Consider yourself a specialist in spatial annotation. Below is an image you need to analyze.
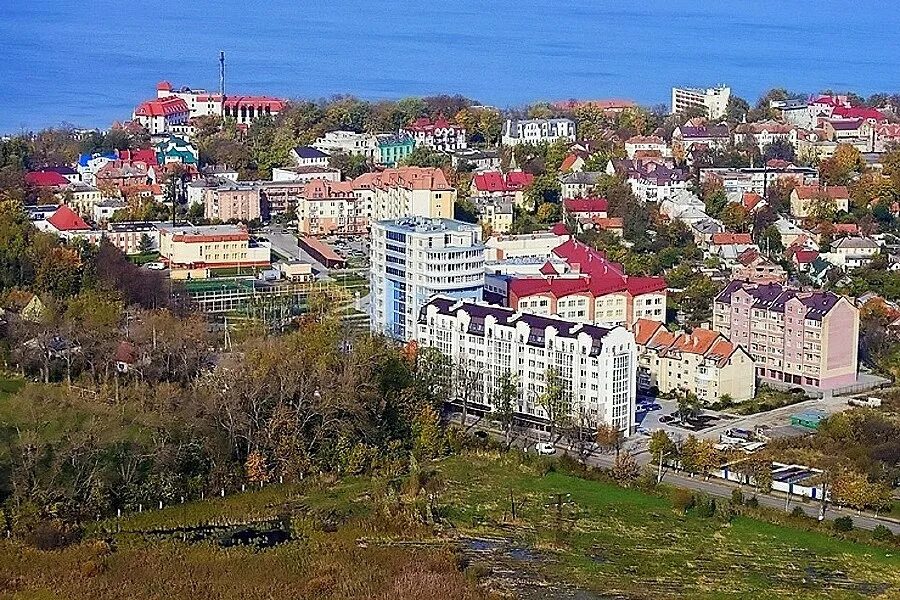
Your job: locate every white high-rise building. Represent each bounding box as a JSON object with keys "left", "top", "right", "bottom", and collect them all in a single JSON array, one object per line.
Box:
[
  {"left": 501, "top": 118, "right": 577, "bottom": 146},
  {"left": 370, "top": 218, "right": 484, "bottom": 341},
  {"left": 671, "top": 86, "right": 731, "bottom": 119},
  {"left": 417, "top": 297, "right": 637, "bottom": 435}
]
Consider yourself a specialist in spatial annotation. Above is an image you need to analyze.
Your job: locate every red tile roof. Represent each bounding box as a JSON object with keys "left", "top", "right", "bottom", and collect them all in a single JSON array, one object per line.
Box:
[
  {"left": 560, "top": 154, "right": 580, "bottom": 171},
  {"left": 794, "top": 185, "right": 849, "bottom": 200},
  {"left": 792, "top": 250, "right": 819, "bottom": 264},
  {"left": 48, "top": 205, "right": 91, "bottom": 231},
  {"left": 223, "top": 96, "right": 286, "bottom": 111},
  {"left": 134, "top": 96, "right": 189, "bottom": 117},
  {"left": 711, "top": 233, "right": 753, "bottom": 246},
  {"left": 832, "top": 106, "right": 886, "bottom": 122},
  {"left": 156, "top": 81, "right": 172, "bottom": 91},
  {"left": 592, "top": 217, "right": 624, "bottom": 230},
  {"left": 742, "top": 192, "right": 764, "bottom": 211},
  {"left": 118, "top": 148, "right": 158, "bottom": 165},
  {"left": 25, "top": 170, "right": 70, "bottom": 187},
  {"left": 549, "top": 222, "right": 570, "bottom": 236},
  {"left": 472, "top": 170, "right": 534, "bottom": 193},
  {"left": 563, "top": 197, "right": 608, "bottom": 214},
  {"left": 539, "top": 261, "right": 559, "bottom": 276}
]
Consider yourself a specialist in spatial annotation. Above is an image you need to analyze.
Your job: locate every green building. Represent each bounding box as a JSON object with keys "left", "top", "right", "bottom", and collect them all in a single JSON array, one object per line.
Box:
[
  {"left": 376, "top": 134, "right": 415, "bottom": 167},
  {"left": 156, "top": 135, "right": 199, "bottom": 166}
]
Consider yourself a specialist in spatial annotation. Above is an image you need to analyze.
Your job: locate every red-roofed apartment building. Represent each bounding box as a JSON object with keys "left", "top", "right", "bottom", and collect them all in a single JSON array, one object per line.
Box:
[
  {"left": 132, "top": 96, "right": 190, "bottom": 135},
  {"left": 496, "top": 238, "right": 667, "bottom": 327},
  {"left": 25, "top": 170, "right": 71, "bottom": 189},
  {"left": 471, "top": 170, "right": 534, "bottom": 207},
  {"left": 633, "top": 319, "right": 755, "bottom": 402},
  {"left": 154, "top": 81, "right": 286, "bottom": 126},
  {"left": 562, "top": 197, "right": 608, "bottom": 220},
  {"left": 790, "top": 185, "right": 850, "bottom": 219}
]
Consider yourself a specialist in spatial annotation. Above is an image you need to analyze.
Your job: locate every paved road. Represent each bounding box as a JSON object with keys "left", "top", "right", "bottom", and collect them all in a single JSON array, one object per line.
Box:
[
  {"left": 465, "top": 417, "right": 900, "bottom": 534},
  {"left": 260, "top": 226, "right": 329, "bottom": 275}
]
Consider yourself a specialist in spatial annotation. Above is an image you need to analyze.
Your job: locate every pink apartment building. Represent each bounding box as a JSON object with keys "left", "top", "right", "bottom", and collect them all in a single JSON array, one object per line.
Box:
[{"left": 713, "top": 281, "right": 858, "bottom": 390}]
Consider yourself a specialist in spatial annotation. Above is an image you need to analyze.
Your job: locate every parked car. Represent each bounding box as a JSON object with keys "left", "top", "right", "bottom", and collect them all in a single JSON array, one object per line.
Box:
[
  {"left": 646, "top": 403, "right": 662, "bottom": 411},
  {"left": 659, "top": 414, "right": 674, "bottom": 424},
  {"left": 534, "top": 442, "right": 556, "bottom": 455},
  {"left": 145, "top": 262, "right": 166, "bottom": 270}
]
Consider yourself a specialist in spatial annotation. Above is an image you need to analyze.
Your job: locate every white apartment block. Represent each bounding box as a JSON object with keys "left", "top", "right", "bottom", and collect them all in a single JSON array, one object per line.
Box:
[
  {"left": 417, "top": 297, "right": 637, "bottom": 434},
  {"left": 501, "top": 118, "right": 577, "bottom": 146},
  {"left": 370, "top": 218, "right": 484, "bottom": 341},
  {"left": 671, "top": 86, "right": 731, "bottom": 119}
]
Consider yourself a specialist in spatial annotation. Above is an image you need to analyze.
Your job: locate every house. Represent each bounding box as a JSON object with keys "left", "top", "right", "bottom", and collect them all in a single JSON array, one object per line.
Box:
[
  {"left": 92, "top": 199, "right": 128, "bottom": 223},
  {"left": 114, "top": 341, "right": 138, "bottom": 373},
  {"left": 773, "top": 218, "right": 812, "bottom": 249},
  {"left": 501, "top": 118, "right": 576, "bottom": 146},
  {"left": 65, "top": 182, "right": 103, "bottom": 218},
  {"left": 25, "top": 170, "right": 70, "bottom": 190},
  {"left": 702, "top": 164, "right": 818, "bottom": 196},
  {"left": 827, "top": 236, "right": 880, "bottom": 269},
  {"left": 375, "top": 134, "right": 416, "bottom": 167},
  {"left": 581, "top": 216, "right": 624, "bottom": 238},
  {"left": 810, "top": 222, "right": 859, "bottom": 244},
  {"left": 713, "top": 281, "right": 859, "bottom": 390},
  {"left": 731, "top": 248, "right": 786, "bottom": 284},
  {"left": 562, "top": 197, "right": 608, "bottom": 220},
  {"left": 624, "top": 135, "right": 669, "bottom": 159},
  {"left": 709, "top": 233, "right": 757, "bottom": 265},
  {"left": 471, "top": 171, "right": 534, "bottom": 207},
  {"left": 875, "top": 124, "right": 900, "bottom": 153},
  {"left": 634, "top": 319, "right": 756, "bottom": 403},
  {"left": 822, "top": 119, "right": 873, "bottom": 149},
  {"left": 474, "top": 197, "right": 514, "bottom": 234},
  {"left": 672, "top": 122, "right": 731, "bottom": 156},
  {"left": 559, "top": 171, "right": 606, "bottom": 199},
  {"left": 39, "top": 165, "right": 81, "bottom": 184},
  {"left": 103, "top": 221, "right": 162, "bottom": 255},
  {"left": 2, "top": 291, "right": 48, "bottom": 323},
  {"left": 270, "top": 166, "right": 342, "bottom": 183},
  {"left": 77, "top": 152, "right": 118, "bottom": 185},
  {"left": 313, "top": 130, "right": 378, "bottom": 159},
  {"left": 356, "top": 166, "right": 456, "bottom": 221},
  {"left": 290, "top": 146, "right": 330, "bottom": 168},
  {"left": 200, "top": 165, "right": 239, "bottom": 182},
  {"left": 40, "top": 205, "right": 95, "bottom": 241},
  {"left": 155, "top": 135, "right": 198, "bottom": 165},
  {"left": 733, "top": 121, "right": 798, "bottom": 152},
  {"left": 451, "top": 148, "right": 501, "bottom": 170},
  {"left": 608, "top": 158, "right": 689, "bottom": 203},
  {"left": 401, "top": 117, "right": 467, "bottom": 152},
  {"left": 690, "top": 219, "right": 725, "bottom": 247},
  {"left": 158, "top": 224, "right": 270, "bottom": 277},
  {"left": 790, "top": 185, "right": 850, "bottom": 219},
  {"left": 660, "top": 190, "right": 711, "bottom": 226},
  {"left": 559, "top": 153, "right": 587, "bottom": 173},
  {"left": 790, "top": 249, "right": 820, "bottom": 272}
]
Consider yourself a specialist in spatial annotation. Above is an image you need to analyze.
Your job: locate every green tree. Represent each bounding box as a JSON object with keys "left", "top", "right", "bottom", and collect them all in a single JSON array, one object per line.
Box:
[
  {"left": 539, "top": 367, "right": 570, "bottom": 441},
  {"left": 491, "top": 371, "right": 519, "bottom": 449},
  {"left": 412, "top": 404, "right": 446, "bottom": 460},
  {"left": 137, "top": 233, "right": 154, "bottom": 254},
  {"left": 328, "top": 152, "right": 371, "bottom": 179}
]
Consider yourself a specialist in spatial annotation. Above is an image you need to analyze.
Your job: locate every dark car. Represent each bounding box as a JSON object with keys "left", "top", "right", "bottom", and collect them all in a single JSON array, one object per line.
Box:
[
  {"left": 473, "top": 430, "right": 489, "bottom": 440},
  {"left": 659, "top": 414, "right": 674, "bottom": 424}
]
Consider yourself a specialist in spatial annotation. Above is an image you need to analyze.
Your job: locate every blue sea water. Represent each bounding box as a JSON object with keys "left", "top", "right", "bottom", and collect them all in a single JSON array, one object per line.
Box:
[{"left": 1, "top": 0, "right": 900, "bottom": 133}]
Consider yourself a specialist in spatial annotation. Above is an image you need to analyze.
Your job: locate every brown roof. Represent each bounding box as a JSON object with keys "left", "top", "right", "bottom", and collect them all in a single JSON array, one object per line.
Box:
[
  {"left": 712, "top": 232, "right": 753, "bottom": 246},
  {"left": 794, "top": 185, "right": 850, "bottom": 200}
]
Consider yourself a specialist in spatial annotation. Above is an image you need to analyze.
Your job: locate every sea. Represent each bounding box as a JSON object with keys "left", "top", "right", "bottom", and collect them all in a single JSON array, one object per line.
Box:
[{"left": 2, "top": 0, "right": 900, "bottom": 133}]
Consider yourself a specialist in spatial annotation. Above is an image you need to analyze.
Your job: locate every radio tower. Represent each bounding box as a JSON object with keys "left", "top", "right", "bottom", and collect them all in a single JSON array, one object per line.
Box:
[{"left": 219, "top": 51, "right": 226, "bottom": 119}]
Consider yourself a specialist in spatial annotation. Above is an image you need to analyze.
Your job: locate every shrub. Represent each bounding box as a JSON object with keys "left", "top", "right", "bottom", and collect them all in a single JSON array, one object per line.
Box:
[
  {"left": 671, "top": 488, "right": 695, "bottom": 513},
  {"left": 22, "top": 520, "right": 82, "bottom": 550},
  {"left": 694, "top": 495, "right": 716, "bottom": 518},
  {"left": 745, "top": 495, "right": 759, "bottom": 508},
  {"left": 833, "top": 516, "right": 854, "bottom": 532},
  {"left": 791, "top": 506, "right": 806, "bottom": 518},
  {"left": 731, "top": 488, "right": 744, "bottom": 506},
  {"left": 873, "top": 524, "right": 893, "bottom": 541}
]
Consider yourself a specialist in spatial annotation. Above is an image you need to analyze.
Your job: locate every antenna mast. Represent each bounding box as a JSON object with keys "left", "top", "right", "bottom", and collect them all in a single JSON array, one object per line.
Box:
[{"left": 219, "top": 51, "right": 226, "bottom": 120}]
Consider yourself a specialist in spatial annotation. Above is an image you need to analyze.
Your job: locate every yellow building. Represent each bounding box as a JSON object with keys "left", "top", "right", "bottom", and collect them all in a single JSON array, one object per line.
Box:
[
  {"left": 158, "top": 224, "right": 270, "bottom": 277},
  {"left": 634, "top": 319, "right": 756, "bottom": 403}
]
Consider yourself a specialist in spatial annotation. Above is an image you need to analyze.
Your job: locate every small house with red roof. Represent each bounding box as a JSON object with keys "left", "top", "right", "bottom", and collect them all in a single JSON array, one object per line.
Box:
[
  {"left": 25, "top": 170, "right": 71, "bottom": 189},
  {"left": 560, "top": 153, "right": 586, "bottom": 173},
  {"left": 401, "top": 116, "right": 467, "bottom": 152},
  {"left": 34, "top": 205, "right": 98, "bottom": 243},
  {"left": 562, "top": 197, "right": 608, "bottom": 220},
  {"left": 790, "top": 249, "right": 820, "bottom": 272},
  {"left": 633, "top": 319, "right": 755, "bottom": 402}
]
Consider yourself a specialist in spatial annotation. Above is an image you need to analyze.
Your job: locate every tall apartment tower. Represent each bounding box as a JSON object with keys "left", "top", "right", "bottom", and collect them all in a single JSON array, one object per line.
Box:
[{"left": 671, "top": 85, "right": 731, "bottom": 119}]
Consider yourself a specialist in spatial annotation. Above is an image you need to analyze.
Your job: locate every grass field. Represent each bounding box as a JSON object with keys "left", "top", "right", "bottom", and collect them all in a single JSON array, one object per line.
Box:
[{"left": 0, "top": 451, "right": 887, "bottom": 600}]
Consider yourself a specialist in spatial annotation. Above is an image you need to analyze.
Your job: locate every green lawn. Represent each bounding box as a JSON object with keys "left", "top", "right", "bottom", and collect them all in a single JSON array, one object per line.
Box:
[
  {"left": 129, "top": 251, "right": 160, "bottom": 265},
  {"left": 88, "top": 451, "right": 900, "bottom": 600}
]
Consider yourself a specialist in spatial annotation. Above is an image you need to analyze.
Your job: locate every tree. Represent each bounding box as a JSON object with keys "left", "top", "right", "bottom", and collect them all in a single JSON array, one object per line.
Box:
[
  {"left": 610, "top": 451, "right": 641, "bottom": 486},
  {"left": 595, "top": 423, "right": 624, "bottom": 457},
  {"left": 524, "top": 174, "right": 561, "bottom": 211},
  {"left": 820, "top": 144, "right": 863, "bottom": 185},
  {"left": 677, "top": 276, "right": 720, "bottom": 327},
  {"left": 649, "top": 430, "right": 676, "bottom": 462},
  {"left": 536, "top": 201, "right": 561, "bottom": 224},
  {"left": 758, "top": 224, "right": 784, "bottom": 257},
  {"left": 762, "top": 138, "right": 796, "bottom": 163},
  {"left": 137, "top": 233, "right": 154, "bottom": 255},
  {"left": 719, "top": 203, "right": 750, "bottom": 232},
  {"left": 725, "top": 95, "right": 750, "bottom": 123},
  {"left": 412, "top": 404, "right": 445, "bottom": 460},
  {"left": 452, "top": 354, "right": 483, "bottom": 428},
  {"left": 538, "top": 367, "right": 570, "bottom": 442},
  {"left": 491, "top": 371, "right": 518, "bottom": 449},
  {"left": 328, "top": 152, "right": 371, "bottom": 179}
]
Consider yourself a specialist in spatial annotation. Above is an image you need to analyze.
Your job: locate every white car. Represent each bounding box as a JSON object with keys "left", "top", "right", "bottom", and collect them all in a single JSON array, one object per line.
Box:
[
  {"left": 534, "top": 442, "right": 557, "bottom": 455},
  {"left": 145, "top": 262, "right": 167, "bottom": 270}
]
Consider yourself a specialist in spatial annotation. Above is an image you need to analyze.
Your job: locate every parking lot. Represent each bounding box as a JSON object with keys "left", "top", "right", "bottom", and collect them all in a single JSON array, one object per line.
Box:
[{"left": 323, "top": 235, "right": 370, "bottom": 268}]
